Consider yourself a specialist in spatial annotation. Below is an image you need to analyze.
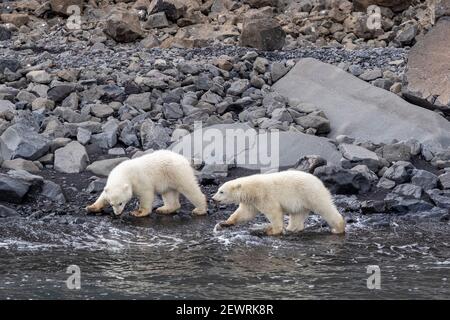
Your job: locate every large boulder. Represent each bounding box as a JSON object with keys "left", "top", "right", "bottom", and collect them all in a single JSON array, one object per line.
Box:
[
  {"left": 239, "top": 18, "right": 286, "bottom": 51},
  {"left": 273, "top": 58, "right": 450, "bottom": 150},
  {"left": 54, "top": 141, "right": 89, "bottom": 173},
  {"left": 148, "top": 0, "right": 186, "bottom": 21},
  {"left": 86, "top": 157, "right": 129, "bottom": 177},
  {"left": 0, "top": 124, "right": 50, "bottom": 161},
  {"left": 104, "top": 11, "right": 143, "bottom": 43},
  {"left": 402, "top": 18, "right": 450, "bottom": 114},
  {"left": 170, "top": 123, "right": 341, "bottom": 171},
  {"left": 0, "top": 173, "right": 31, "bottom": 203}
]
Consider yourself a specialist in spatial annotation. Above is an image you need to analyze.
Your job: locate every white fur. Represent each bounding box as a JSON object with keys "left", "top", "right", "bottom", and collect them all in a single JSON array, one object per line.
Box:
[
  {"left": 212, "top": 170, "right": 345, "bottom": 235},
  {"left": 86, "top": 150, "right": 207, "bottom": 217}
]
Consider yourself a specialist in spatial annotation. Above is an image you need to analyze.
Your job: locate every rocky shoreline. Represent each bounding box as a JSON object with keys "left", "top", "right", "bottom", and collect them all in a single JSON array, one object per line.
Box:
[{"left": 1, "top": 1, "right": 450, "bottom": 228}]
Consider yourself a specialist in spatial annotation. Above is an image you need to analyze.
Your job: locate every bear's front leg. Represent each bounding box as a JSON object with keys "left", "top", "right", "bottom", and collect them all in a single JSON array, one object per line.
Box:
[
  {"left": 86, "top": 191, "right": 108, "bottom": 214},
  {"left": 131, "top": 192, "right": 154, "bottom": 217},
  {"left": 216, "top": 203, "right": 258, "bottom": 229}
]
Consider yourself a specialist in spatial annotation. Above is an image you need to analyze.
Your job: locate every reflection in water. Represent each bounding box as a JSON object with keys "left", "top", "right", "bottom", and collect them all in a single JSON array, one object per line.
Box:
[{"left": 0, "top": 212, "right": 449, "bottom": 299}]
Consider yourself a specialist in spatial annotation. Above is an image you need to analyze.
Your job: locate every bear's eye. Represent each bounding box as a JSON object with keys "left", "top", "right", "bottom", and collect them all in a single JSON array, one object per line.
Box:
[
  {"left": 219, "top": 191, "right": 224, "bottom": 194},
  {"left": 119, "top": 202, "right": 123, "bottom": 206}
]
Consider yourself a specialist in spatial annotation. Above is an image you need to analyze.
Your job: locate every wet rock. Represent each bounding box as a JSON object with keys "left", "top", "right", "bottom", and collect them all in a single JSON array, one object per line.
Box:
[
  {"left": 392, "top": 183, "right": 422, "bottom": 199},
  {"left": 41, "top": 180, "right": 66, "bottom": 204},
  {"left": 140, "top": 119, "right": 171, "bottom": 150},
  {"left": 0, "top": 173, "right": 31, "bottom": 203},
  {"left": 382, "top": 161, "right": 415, "bottom": 184},
  {"left": 411, "top": 170, "right": 438, "bottom": 191},
  {"left": 439, "top": 172, "right": 450, "bottom": 189},
  {"left": 86, "top": 157, "right": 128, "bottom": 177},
  {"left": 0, "top": 123, "right": 50, "bottom": 160},
  {"left": 0, "top": 204, "right": 19, "bottom": 218},
  {"left": 385, "top": 195, "right": 433, "bottom": 213},
  {"left": 1, "top": 159, "right": 40, "bottom": 173},
  {"left": 313, "top": 165, "right": 373, "bottom": 194},
  {"left": 361, "top": 200, "right": 386, "bottom": 214},
  {"left": 54, "top": 141, "right": 89, "bottom": 173},
  {"left": 240, "top": 18, "right": 286, "bottom": 51}
]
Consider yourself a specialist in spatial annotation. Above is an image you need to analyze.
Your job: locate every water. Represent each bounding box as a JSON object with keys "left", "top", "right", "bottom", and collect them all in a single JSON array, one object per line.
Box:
[{"left": 0, "top": 212, "right": 449, "bottom": 299}]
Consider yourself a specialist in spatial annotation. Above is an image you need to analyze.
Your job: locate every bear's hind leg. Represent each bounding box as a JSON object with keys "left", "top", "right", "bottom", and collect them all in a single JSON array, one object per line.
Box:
[
  {"left": 86, "top": 191, "right": 108, "bottom": 213},
  {"left": 314, "top": 202, "right": 346, "bottom": 234},
  {"left": 156, "top": 190, "right": 181, "bottom": 214},
  {"left": 131, "top": 192, "right": 154, "bottom": 217},
  {"left": 286, "top": 209, "right": 309, "bottom": 233},
  {"left": 259, "top": 204, "right": 284, "bottom": 236},
  {"left": 178, "top": 186, "right": 207, "bottom": 216}
]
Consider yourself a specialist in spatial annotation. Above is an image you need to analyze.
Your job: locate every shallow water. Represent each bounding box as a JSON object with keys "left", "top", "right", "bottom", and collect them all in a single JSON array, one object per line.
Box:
[{"left": 0, "top": 212, "right": 449, "bottom": 299}]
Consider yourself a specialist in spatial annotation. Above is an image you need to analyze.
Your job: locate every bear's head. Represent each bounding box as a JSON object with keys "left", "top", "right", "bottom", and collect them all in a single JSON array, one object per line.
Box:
[
  {"left": 212, "top": 181, "right": 242, "bottom": 204},
  {"left": 104, "top": 183, "right": 132, "bottom": 216}
]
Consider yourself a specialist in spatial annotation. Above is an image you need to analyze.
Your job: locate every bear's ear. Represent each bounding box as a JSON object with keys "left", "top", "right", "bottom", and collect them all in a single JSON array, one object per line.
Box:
[
  {"left": 124, "top": 183, "right": 131, "bottom": 191},
  {"left": 104, "top": 187, "right": 109, "bottom": 193},
  {"left": 233, "top": 183, "right": 242, "bottom": 190}
]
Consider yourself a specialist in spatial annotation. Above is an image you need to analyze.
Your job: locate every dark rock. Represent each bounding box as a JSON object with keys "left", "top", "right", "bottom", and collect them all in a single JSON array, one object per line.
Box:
[
  {"left": 313, "top": 165, "right": 373, "bottom": 194},
  {"left": 0, "top": 173, "right": 31, "bottom": 203},
  {"left": 380, "top": 142, "right": 412, "bottom": 163},
  {"left": 140, "top": 119, "right": 171, "bottom": 150},
  {"left": 361, "top": 200, "right": 386, "bottom": 214},
  {"left": 41, "top": 180, "right": 66, "bottom": 204},
  {"left": 0, "top": 26, "right": 12, "bottom": 41},
  {"left": 427, "top": 189, "right": 450, "bottom": 209},
  {"left": 382, "top": 161, "right": 415, "bottom": 184},
  {"left": 411, "top": 170, "right": 438, "bottom": 191},
  {"left": 47, "top": 84, "right": 76, "bottom": 103},
  {"left": 392, "top": 183, "right": 422, "bottom": 199},
  {"left": 439, "top": 172, "right": 450, "bottom": 189},
  {"left": 0, "top": 123, "right": 50, "bottom": 161},
  {"left": 0, "top": 58, "right": 20, "bottom": 73},
  {"left": 240, "top": 18, "right": 286, "bottom": 51},
  {"left": 0, "top": 204, "right": 19, "bottom": 218}
]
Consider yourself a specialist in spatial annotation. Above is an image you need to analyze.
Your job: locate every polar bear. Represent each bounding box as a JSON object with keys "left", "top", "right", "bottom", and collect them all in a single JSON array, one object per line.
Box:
[
  {"left": 212, "top": 170, "right": 345, "bottom": 236},
  {"left": 86, "top": 150, "right": 207, "bottom": 217}
]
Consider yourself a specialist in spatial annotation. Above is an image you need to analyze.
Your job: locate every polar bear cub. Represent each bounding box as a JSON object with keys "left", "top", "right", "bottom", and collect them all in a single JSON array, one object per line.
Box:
[
  {"left": 86, "top": 150, "right": 207, "bottom": 217},
  {"left": 212, "top": 170, "right": 345, "bottom": 236}
]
